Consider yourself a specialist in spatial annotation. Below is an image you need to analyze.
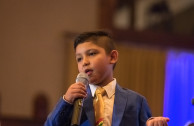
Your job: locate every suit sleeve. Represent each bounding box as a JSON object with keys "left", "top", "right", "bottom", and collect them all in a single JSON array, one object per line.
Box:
[
  {"left": 44, "top": 97, "right": 74, "bottom": 126},
  {"left": 139, "top": 97, "right": 152, "bottom": 126}
]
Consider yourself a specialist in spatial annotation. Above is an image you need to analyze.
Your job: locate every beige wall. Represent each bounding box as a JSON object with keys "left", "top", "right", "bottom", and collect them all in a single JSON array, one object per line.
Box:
[{"left": 0, "top": 0, "right": 98, "bottom": 118}]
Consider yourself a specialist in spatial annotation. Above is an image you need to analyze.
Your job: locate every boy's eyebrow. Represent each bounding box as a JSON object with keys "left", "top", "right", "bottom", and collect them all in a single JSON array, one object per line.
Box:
[
  {"left": 75, "top": 53, "right": 81, "bottom": 57},
  {"left": 86, "top": 49, "right": 97, "bottom": 52}
]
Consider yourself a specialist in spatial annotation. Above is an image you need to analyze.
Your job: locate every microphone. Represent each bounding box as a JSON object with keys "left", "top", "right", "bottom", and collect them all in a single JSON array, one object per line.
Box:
[{"left": 71, "top": 72, "right": 89, "bottom": 126}]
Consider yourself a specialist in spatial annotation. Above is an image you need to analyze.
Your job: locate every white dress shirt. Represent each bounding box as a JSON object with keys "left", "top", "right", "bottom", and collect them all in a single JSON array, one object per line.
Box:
[{"left": 89, "top": 78, "right": 116, "bottom": 126}]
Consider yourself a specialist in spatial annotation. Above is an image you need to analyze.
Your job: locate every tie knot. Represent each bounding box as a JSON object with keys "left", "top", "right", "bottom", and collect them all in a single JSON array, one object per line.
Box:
[{"left": 95, "top": 87, "right": 106, "bottom": 96}]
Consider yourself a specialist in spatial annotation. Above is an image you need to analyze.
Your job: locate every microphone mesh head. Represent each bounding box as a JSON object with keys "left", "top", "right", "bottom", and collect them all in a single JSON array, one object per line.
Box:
[{"left": 76, "top": 72, "right": 89, "bottom": 85}]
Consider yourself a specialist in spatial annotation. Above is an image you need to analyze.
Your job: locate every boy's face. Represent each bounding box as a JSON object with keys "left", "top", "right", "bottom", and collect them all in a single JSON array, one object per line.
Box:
[{"left": 75, "top": 41, "right": 114, "bottom": 86}]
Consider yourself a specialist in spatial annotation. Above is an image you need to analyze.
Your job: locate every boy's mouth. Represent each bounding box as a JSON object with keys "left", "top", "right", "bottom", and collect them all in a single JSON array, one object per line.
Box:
[{"left": 85, "top": 69, "right": 93, "bottom": 76}]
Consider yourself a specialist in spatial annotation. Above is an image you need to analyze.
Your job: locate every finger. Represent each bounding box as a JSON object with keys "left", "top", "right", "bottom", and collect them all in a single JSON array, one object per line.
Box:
[
  {"left": 146, "top": 120, "right": 154, "bottom": 126},
  {"left": 76, "top": 82, "right": 87, "bottom": 87},
  {"left": 71, "top": 92, "right": 86, "bottom": 99},
  {"left": 163, "top": 119, "right": 168, "bottom": 126},
  {"left": 154, "top": 121, "right": 158, "bottom": 126},
  {"left": 164, "top": 122, "right": 168, "bottom": 126},
  {"left": 157, "top": 120, "right": 164, "bottom": 126},
  {"left": 72, "top": 83, "right": 87, "bottom": 90},
  {"left": 72, "top": 84, "right": 87, "bottom": 93},
  {"left": 71, "top": 89, "right": 88, "bottom": 101},
  {"left": 159, "top": 117, "right": 169, "bottom": 126},
  {"left": 71, "top": 85, "right": 87, "bottom": 94},
  {"left": 71, "top": 88, "right": 87, "bottom": 96},
  {"left": 149, "top": 122, "right": 154, "bottom": 126},
  {"left": 160, "top": 118, "right": 168, "bottom": 126},
  {"left": 164, "top": 117, "right": 170, "bottom": 122}
]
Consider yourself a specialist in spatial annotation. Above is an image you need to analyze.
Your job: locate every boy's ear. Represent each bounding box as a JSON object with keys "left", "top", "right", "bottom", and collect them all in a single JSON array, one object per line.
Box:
[{"left": 109, "top": 50, "right": 118, "bottom": 64}]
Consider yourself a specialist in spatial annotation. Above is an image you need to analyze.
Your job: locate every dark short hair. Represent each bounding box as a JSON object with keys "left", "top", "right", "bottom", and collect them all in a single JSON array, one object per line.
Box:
[{"left": 74, "top": 30, "right": 116, "bottom": 54}]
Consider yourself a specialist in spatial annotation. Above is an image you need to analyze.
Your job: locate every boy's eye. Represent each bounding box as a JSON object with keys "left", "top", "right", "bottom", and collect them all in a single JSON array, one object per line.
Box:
[
  {"left": 76, "top": 57, "right": 82, "bottom": 62},
  {"left": 89, "top": 52, "right": 96, "bottom": 56}
]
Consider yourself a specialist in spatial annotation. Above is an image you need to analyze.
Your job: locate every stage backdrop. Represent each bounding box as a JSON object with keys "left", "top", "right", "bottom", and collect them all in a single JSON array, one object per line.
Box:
[{"left": 163, "top": 50, "right": 194, "bottom": 126}]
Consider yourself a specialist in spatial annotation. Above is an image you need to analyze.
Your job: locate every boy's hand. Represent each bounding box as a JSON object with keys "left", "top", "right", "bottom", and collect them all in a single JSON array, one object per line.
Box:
[
  {"left": 146, "top": 117, "right": 170, "bottom": 126},
  {"left": 63, "top": 82, "right": 87, "bottom": 104}
]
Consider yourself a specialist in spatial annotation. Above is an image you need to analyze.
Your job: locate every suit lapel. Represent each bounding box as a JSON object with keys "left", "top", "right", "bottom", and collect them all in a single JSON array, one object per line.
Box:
[
  {"left": 112, "top": 84, "right": 127, "bottom": 126},
  {"left": 83, "top": 86, "right": 95, "bottom": 126}
]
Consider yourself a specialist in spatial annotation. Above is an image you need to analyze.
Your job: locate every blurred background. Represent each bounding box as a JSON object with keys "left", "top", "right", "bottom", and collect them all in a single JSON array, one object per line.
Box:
[{"left": 0, "top": 0, "right": 194, "bottom": 126}]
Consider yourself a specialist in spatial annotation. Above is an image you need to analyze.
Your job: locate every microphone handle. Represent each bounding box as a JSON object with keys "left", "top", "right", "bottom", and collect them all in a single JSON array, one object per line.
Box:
[{"left": 71, "top": 98, "right": 83, "bottom": 126}]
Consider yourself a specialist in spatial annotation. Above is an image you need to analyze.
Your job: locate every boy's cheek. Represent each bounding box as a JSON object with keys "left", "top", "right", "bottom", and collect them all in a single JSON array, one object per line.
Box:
[
  {"left": 77, "top": 66, "right": 82, "bottom": 72},
  {"left": 78, "top": 69, "right": 84, "bottom": 73}
]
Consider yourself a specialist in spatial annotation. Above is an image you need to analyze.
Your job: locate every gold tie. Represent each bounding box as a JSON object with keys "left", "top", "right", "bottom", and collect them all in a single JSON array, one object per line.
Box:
[{"left": 93, "top": 87, "right": 105, "bottom": 126}]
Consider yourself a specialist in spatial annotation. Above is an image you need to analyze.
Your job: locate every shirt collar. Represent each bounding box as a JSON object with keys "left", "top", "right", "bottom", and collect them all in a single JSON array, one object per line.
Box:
[{"left": 89, "top": 78, "right": 116, "bottom": 98}]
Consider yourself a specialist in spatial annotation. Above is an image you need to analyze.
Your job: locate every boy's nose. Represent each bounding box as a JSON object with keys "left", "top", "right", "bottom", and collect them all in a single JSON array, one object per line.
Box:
[{"left": 83, "top": 57, "right": 90, "bottom": 67}]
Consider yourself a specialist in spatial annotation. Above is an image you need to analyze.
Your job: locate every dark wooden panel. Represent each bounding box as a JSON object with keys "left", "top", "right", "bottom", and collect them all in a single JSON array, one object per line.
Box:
[
  {"left": 112, "top": 29, "right": 194, "bottom": 50},
  {"left": 0, "top": 116, "right": 44, "bottom": 126}
]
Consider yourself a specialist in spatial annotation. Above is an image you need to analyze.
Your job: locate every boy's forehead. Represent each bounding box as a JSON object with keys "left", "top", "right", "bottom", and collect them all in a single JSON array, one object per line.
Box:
[
  {"left": 77, "top": 40, "right": 106, "bottom": 49},
  {"left": 75, "top": 41, "right": 104, "bottom": 54}
]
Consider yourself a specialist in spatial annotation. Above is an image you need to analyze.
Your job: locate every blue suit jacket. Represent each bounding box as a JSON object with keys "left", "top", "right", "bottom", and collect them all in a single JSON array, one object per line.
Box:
[{"left": 44, "top": 84, "right": 152, "bottom": 126}]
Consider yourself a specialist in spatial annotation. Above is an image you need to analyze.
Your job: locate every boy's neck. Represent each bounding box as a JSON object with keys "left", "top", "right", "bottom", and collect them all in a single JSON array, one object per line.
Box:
[{"left": 94, "top": 77, "right": 114, "bottom": 87}]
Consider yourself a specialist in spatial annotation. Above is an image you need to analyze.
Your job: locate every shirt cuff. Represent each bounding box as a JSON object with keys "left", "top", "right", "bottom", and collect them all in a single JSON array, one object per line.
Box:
[{"left": 63, "top": 95, "right": 73, "bottom": 105}]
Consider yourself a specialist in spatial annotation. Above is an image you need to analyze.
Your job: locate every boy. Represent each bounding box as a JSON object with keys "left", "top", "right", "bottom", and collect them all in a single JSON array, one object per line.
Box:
[{"left": 44, "top": 31, "right": 169, "bottom": 126}]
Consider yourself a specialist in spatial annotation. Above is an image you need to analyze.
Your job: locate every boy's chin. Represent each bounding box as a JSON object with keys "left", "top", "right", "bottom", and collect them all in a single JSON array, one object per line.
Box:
[
  {"left": 89, "top": 80, "right": 98, "bottom": 85},
  {"left": 88, "top": 77, "right": 101, "bottom": 85}
]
